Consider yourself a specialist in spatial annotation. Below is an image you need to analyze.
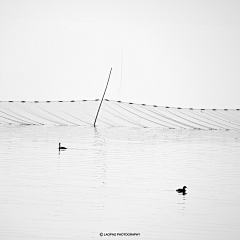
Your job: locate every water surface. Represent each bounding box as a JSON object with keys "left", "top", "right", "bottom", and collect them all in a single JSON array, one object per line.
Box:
[{"left": 0, "top": 126, "right": 240, "bottom": 239}]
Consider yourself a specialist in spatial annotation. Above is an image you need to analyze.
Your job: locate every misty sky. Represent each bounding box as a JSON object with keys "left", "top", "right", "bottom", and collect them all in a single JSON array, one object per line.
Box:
[{"left": 0, "top": 0, "right": 240, "bottom": 108}]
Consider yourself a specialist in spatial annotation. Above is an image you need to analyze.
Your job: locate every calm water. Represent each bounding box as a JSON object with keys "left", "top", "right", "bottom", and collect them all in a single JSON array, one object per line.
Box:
[{"left": 0, "top": 125, "right": 240, "bottom": 240}]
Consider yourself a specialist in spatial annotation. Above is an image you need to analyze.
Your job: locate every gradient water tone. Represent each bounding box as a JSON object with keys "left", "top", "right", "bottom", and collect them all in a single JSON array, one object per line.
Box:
[{"left": 0, "top": 126, "right": 240, "bottom": 239}]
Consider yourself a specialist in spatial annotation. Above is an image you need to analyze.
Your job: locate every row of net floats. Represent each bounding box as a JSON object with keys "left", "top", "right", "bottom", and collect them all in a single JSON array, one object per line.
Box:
[{"left": 1, "top": 99, "right": 239, "bottom": 111}]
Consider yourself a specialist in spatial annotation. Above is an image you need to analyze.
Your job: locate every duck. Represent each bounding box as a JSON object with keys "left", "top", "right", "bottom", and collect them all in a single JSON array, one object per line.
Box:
[
  {"left": 58, "top": 143, "right": 67, "bottom": 150},
  {"left": 176, "top": 186, "right": 187, "bottom": 194}
]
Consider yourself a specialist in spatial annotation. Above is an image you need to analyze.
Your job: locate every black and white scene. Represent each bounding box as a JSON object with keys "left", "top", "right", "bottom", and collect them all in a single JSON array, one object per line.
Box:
[{"left": 0, "top": 0, "right": 240, "bottom": 239}]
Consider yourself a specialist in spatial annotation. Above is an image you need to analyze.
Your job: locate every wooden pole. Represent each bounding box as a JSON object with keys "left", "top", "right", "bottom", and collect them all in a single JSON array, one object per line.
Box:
[{"left": 94, "top": 68, "right": 112, "bottom": 127}]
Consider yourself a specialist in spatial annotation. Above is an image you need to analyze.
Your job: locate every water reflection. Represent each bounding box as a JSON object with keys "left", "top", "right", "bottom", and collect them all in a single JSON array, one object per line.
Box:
[
  {"left": 0, "top": 126, "right": 240, "bottom": 239},
  {"left": 93, "top": 127, "right": 107, "bottom": 188},
  {"left": 177, "top": 194, "right": 187, "bottom": 213}
]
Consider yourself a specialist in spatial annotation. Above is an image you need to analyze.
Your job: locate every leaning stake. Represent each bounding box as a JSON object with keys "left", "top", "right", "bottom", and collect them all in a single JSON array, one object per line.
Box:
[{"left": 94, "top": 68, "right": 112, "bottom": 127}]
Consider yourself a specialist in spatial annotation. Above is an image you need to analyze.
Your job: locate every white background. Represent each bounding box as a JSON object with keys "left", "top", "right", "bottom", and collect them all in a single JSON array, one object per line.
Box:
[{"left": 0, "top": 0, "right": 240, "bottom": 108}]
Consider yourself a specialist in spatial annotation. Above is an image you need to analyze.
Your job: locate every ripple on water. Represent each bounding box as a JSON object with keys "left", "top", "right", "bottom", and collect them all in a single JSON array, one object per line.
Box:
[{"left": 0, "top": 126, "right": 240, "bottom": 239}]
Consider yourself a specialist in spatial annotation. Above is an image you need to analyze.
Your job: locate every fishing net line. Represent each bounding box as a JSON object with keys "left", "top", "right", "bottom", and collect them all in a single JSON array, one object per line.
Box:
[{"left": 0, "top": 99, "right": 240, "bottom": 130}]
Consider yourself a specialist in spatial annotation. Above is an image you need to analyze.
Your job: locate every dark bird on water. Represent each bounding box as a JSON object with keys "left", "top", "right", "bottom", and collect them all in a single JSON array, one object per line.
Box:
[
  {"left": 176, "top": 186, "right": 187, "bottom": 194},
  {"left": 58, "top": 143, "right": 67, "bottom": 150}
]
